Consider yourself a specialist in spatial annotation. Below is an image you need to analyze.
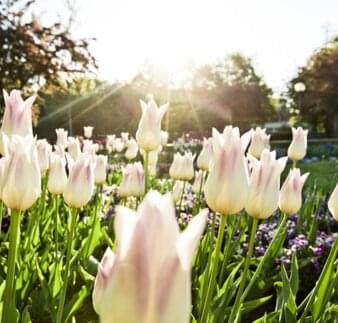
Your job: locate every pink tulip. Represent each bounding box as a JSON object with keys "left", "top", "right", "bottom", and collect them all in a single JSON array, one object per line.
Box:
[{"left": 92, "top": 191, "right": 207, "bottom": 323}]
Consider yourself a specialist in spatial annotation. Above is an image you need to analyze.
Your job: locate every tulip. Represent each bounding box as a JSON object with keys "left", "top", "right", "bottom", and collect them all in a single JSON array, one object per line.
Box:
[
  {"left": 288, "top": 127, "right": 308, "bottom": 161},
  {"left": 248, "top": 127, "right": 270, "bottom": 159},
  {"left": 197, "top": 137, "right": 213, "bottom": 171},
  {"left": 328, "top": 183, "right": 338, "bottom": 221},
  {"left": 67, "top": 137, "right": 81, "bottom": 161},
  {"left": 204, "top": 127, "right": 251, "bottom": 215},
  {"left": 84, "top": 126, "right": 94, "bottom": 139},
  {"left": 172, "top": 180, "right": 184, "bottom": 203},
  {"left": 118, "top": 162, "right": 145, "bottom": 197},
  {"left": 54, "top": 144, "right": 66, "bottom": 159},
  {"left": 0, "top": 90, "right": 34, "bottom": 150},
  {"left": 114, "top": 138, "right": 125, "bottom": 153},
  {"left": 169, "top": 152, "right": 195, "bottom": 181},
  {"left": 0, "top": 132, "right": 9, "bottom": 157},
  {"left": 94, "top": 155, "right": 108, "bottom": 184},
  {"left": 48, "top": 153, "right": 68, "bottom": 195},
  {"left": 136, "top": 99, "right": 168, "bottom": 152},
  {"left": 106, "top": 135, "right": 116, "bottom": 153},
  {"left": 55, "top": 128, "right": 68, "bottom": 148},
  {"left": 0, "top": 156, "right": 9, "bottom": 200},
  {"left": 125, "top": 138, "right": 138, "bottom": 160},
  {"left": 63, "top": 154, "right": 94, "bottom": 208},
  {"left": 121, "top": 132, "right": 129, "bottom": 143},
  {"left": 148, "top": 149, "right": 159, "bottom": 176},
  {"left": 2, "top": 136, "right": 41, "bottom": 211},
  {"left": 279, "top": 168, "right": 309, "bottom": 215},
  {"left": 92, "top": 191, "right": 207, "bottom": 323},
  {"left": 83, "top": 139, "right": 99, "bottom": 156},
  {"left": 36, "top": 139, "right": 51, "bottom": 173},
  {"left": 245, "top": 150, "right": 287, "bottom": 219},
  {"left": 192, "top": 170, "right": 204, "bottom": 193}
]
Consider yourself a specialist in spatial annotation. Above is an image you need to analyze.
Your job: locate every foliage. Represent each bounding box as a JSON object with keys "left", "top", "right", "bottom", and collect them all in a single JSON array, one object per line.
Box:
[
  {"left": 288, "top": 38, "right": 338, "bottom": 137},
  {"left": 0, "top": 0, "right": 97, "bottom": 117}
]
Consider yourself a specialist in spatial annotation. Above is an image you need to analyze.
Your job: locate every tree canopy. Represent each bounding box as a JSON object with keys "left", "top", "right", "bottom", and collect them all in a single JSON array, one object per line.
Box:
[{"left": 288, "top": 38, "right": 338, "bottom": 137}]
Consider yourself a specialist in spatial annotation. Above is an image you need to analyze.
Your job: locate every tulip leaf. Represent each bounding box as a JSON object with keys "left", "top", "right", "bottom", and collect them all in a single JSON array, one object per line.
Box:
[
  {"left": 290, "top": 253, "right": 299, "bottom": 296},
  {"left": 63, "top": 286, "right": 89, "bottom": 323}
]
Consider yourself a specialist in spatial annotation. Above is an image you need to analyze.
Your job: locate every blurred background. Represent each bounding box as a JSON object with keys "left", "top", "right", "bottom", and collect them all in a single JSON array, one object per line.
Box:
[{"left": 1, "top": 0, "right": 338, "bottom": 140}]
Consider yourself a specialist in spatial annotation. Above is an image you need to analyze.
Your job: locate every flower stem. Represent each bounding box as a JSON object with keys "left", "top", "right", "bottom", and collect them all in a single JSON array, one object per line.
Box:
[
  {"left": 54, "top": 195, "right": 59, "bottom": 262},
  {"left": 228, "top": 217, "right": 258, "bottom": 323},
  {"left": 240, "top": 213, "right": 287, "bottom": 302},
  {"left": 2, "top": 210, "right": 21, "bottom": 323},
  {"left": 197, "top": 171, "right": 205, "bottom": 208},
  {"left": 218, "top": 215, "right": 239, "bottom": 285},
  {"left": 55, "top": 208, "right": 77, "bottom": 323},
  {"left": 200, "top": 214, "right": 227, "bottom": 323},
  {"left": 178, "top": 181, "right": 186, "bottom": 213}
]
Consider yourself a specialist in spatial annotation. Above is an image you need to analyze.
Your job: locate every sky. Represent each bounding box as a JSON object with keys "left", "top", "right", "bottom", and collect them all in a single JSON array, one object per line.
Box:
[{"left": 34, "top": 0, "right": 338, "bottom": 93}]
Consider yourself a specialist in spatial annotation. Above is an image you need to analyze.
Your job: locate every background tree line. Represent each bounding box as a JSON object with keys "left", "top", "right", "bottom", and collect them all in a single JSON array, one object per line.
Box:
[{"left": 1, "top": 0, "right": 338, "bottom": 139}]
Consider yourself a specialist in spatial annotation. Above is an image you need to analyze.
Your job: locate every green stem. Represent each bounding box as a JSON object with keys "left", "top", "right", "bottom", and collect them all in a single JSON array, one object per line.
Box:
[
  {"left": 200, "top": 215, "right": 227, "bottom": 323},
  {"left": 2, "top": 210, "right": 21, "bottom": 323},
  {"left": 197, "top": 171, "right": 205, "bottom": 208},
  {"left": 229, "top": 217, "right": 258, "bottom": 323},
  {"left": 144, "top": 151, "right": 149, "bottom": 194},
  {"left": 178, "top": 181, "right": 186, "bottom": 213},
  {"left": 84, "top": 189, "right": 99, "bottom": 258},
  {"left": 199, "top": 213, "right": 216, "bottom": 312},
  {"left": 299, "top": 234, "right": 338, "bottom": 322},
  {"left": 218, "top": 215, "right": 239, "bottom": 285},
  {"left": 292, "top": 160, "right": 297, "bottom": 168},
  {"left": 54, "top": 195, "right": 59, "bottom": 262},
  {"left": 240, "top": 213, "right": 287, "bottom": 302},
  {"left": 56, "top": 208, "right": 77, "bottom": 323}
]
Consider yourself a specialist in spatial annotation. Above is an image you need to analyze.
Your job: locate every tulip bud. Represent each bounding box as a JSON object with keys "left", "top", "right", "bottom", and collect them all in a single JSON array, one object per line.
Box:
[
  {"left": 172, "top": 180, "right": 184, "bottom": 203},
  {"left": 94, "top": 155, "right": 108, "bottom": 184},
  {"left": 248, "top": 127, "right": 270, "bottom": 159},
  {"left": 279, "top": 168, "right": 309, "bottom": 215},
  {"left": 92, "top": 191, "right": 207, "bottom": 323},
  {"left": 48, "top": 153, "right": 68, "bottom": 195},
  {"left": 192, "top": 170, "right": 204, "bottom": 193},
  {"left": 114, "top": 138, "right": 125, "bottom": 153},
  {"left": 106, "top": 135, "right": 116, "bottom": 153},
  {"left": 125, "top": 138, "right": 138, "bottom": 160},
  {"left": 55, "top": 128, "right": 68, "bottom": 148},
  {"left": 36, "top": 139, "right": 51, "bottom": 173},
  {"left": 118, "top": 162, "right": 145, "bottom": 197},
  {"left": 0, "top": 90, "right": 34, "bottom": 152},
  {"left": 169, "top": 152, "right": 195, "bottom": 181},
  {"left": 328, "top": 183, "right": 338, "bottom": 221},
  {"left": 245, "top": 150, "right": 287, "bottom": 219},
  {"left": 67, "top": 137, "right": 81, "bottom": 161},
  {"left": 287, "top": 127, "right": 308, "bottom": 161},
  {"left": 121, "top": 132, "right": 129, "bottom": 143},
  {"left": 54, "top": 144, "right": 66, "bottom": 159},
  {"left": 136, "top": 99, "right": 168, "bottom": 151},
  {"left": 204, "top": 127, "right": 250, "bottom": 215},
  {"left": 84, "top": 126, "right": 94, "bottom": 139},
  {"left": 197, "top": 137, "right": 213, "bottom": 171},
  {"left": 63, "top": 155, "right": 94, "bottom": 208},
  {"left": 2, "top": 136, "right": 41, "bottom": 210}
]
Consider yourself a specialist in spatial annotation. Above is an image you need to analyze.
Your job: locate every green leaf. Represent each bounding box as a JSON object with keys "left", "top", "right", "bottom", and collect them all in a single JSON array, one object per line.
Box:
[
  {"left": 290, "top": 253, "right": 299, "bottom": 296},
  {"left": 63, "top": 286, "right": 89, "bottom": 323}
]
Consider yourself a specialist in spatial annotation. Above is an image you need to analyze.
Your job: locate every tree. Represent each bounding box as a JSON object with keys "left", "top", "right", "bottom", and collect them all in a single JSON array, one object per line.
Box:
[
  {"left": 191, "top": 54, "right": 274, "bottom": 130},
  {"left": 0, "top": 0, "right": 97, "bottom": 118},
  {"left": 288, "top": 38, "right": 338, "bottom": 137}
]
